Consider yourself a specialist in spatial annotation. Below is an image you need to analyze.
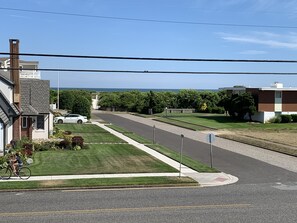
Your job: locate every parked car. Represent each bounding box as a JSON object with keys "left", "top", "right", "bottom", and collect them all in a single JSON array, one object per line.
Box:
[{"left": 54, "top": 114, "right": 88, "bottom": 124}]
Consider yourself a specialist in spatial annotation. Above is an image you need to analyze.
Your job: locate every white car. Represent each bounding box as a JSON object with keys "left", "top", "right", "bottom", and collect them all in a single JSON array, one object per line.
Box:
[{"left": 54, "top": 114, "right": 88, "bottom": 124}]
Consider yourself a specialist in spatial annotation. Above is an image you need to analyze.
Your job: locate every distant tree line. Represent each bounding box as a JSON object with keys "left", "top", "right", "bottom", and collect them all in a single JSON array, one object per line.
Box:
[
  {"left": 98, "top": 90, "right": 257, "bottom": 120},
  {"left": 50, "top": 90, "right": 92, "bottom": 119},
  {"left": 50, "top": 89, "right": 257, "bottom": 121}
]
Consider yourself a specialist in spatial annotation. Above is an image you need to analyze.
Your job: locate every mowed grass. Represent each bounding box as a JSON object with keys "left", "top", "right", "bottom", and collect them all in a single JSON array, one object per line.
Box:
[
  {"left": 108, "top": 124, "right": 217, "bottom": 172},
  {"left": 56, "top": 124, "right": 125, "bottom": 143},
  {"left": 57, "top": 123, "right": 109, "bottom": 133},
  {"left": 0, "top": 177, "right": 198, "bottom": 190},
  {"left": 156, "top": 113, "right": 297, "bottom": 130},
  {"left": 29, "top": 144, "right": 177, "bottom": 176},
  {"left": 27, "top": 123, "right": 177, "bottom": 175},
  {"left": 108, "top": 125, "right": 152, "bottom": 144},
  {"left": 148, "top": 144, "right": 218, "bottom": 173}
]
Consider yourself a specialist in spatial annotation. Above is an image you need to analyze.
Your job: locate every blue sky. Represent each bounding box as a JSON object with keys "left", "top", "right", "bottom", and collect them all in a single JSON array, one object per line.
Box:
[{"left": 1, "top": 0, "right": 297, "bottom": 89}]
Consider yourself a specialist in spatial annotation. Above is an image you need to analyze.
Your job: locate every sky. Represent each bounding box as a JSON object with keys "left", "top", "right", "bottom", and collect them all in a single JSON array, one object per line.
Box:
[{"left": 2, "top": 0, "right": 297, "bottom": 89}]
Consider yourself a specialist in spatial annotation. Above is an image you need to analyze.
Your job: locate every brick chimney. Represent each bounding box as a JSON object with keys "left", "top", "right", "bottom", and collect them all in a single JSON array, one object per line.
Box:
[{"left": 10, "top": 39, "right": 21, "bottom": 140}]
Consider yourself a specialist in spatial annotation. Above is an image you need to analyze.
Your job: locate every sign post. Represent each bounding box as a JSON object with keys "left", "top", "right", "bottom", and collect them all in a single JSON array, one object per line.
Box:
[
  {"left": 179, "top": 134, "right": 184, "bottom": 178},
  {"left": 153, "top": 125, "right": 156, "bottom": 144},
  {"left": 206, "top": 133, "right": 216, "bottom": 168}
]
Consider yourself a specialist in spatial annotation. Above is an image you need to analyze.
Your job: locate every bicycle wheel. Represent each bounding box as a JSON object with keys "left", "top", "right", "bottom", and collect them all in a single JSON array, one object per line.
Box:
[
  {"left": 0, "top": 167, "right": 12, "bottom": 180},
  {"left": 18, "top": 167, "right": 31, "bottom": 180}
]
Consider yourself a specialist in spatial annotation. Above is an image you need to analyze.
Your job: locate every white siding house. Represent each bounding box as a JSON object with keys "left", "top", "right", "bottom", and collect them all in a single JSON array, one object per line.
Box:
[{"left": 0, "top": 71, "right": 20, "bottom": 153}]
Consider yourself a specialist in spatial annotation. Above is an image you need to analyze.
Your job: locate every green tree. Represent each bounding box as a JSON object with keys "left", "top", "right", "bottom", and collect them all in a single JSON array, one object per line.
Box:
[
  {"left": 230, "top": 92, "right": 256, "bottom": 120},
  {"left": 98, "top": 92, "right": 121, "bottom": 110},
  {"left": 176, "top": 90, "right": 200, "bottom": 108},
  {"left": 59, "top": 91, "right": 75, "bottom": 110},
  {"left": 218, "top": 90, "right": 231, "bottom": 114},
  {"left": 50, "top": 90, "right": 57, "bottom": 104},
  {"left": 72, "top": 95, "right": 91, "bottom": 119},
  {"left": 197, "top": 91, "right": 220, "bottom": 113}
]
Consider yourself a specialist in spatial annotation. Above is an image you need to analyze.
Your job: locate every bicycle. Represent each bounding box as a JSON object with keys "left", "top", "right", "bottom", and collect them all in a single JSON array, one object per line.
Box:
[{"left": 0, "top": 162, "right": 31, "bottom": 180}]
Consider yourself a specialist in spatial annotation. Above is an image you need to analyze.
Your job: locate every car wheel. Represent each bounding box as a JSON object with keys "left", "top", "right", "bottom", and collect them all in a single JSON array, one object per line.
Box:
[
  {"left": 58, "top": 120, "right": 63, "bottom": 124},
  {"left": 77, "top": 120, "right": 82, "bottom": 124}
]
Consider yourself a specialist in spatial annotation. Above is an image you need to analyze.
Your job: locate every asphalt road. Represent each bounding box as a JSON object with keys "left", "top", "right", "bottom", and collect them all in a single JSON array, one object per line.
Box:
[
  {"left": 1, "top": 184, "right": 297, "bottom": 223},
  {"left": 93, "top": 113, "right": 297, "bottom": 185}
]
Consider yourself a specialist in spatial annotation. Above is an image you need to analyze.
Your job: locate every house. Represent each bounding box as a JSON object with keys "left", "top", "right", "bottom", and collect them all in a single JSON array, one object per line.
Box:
[
  {"left": 223, "top": 82, "right": 297, "bottom": 123},
  {"left": 0, "top": 39, "right": 52, "bottom": 154},
  {"left": 20, "top": 79, "right": 50, "bottom": 140},
  {"left": 0, "top": 57, "right": 41, "bottom": 79},
  {"left": 91, "top": 93, "right": 99, "bottom": 110},
  {"left": 0, "top": 70, "right": 20, "bottom": 153}
]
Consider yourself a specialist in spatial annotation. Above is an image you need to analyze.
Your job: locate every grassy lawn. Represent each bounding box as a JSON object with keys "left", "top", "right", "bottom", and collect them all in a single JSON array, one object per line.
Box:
[
  {"left": 0, "top": 177, "right": 198, "bottom": 190},
  {"left": 56, "top": 123, "right": 109, "bottom": 133},
  {"left": 155, "top": 113, "right": 297, "bottom": 130},
  {"left": 148, "top": 144, "right": 218, "bottom": 173},
  {"left": 108, "top": 124, "right": 217, "bottom": 172},
  {"left": 56, "top": 123, "right": 126, "bottom": 143},
  {"left": 77, "top": 133, "right": 126, "bottom": 143},
  {"left": 29, "top": 144, "right": 177, "bottom": 176},
  {"left": 108, "top": 125, "right": 152, "bottom": 144},
  {"left": 153, "top": 112, "right": 297, "bottom": 156}
]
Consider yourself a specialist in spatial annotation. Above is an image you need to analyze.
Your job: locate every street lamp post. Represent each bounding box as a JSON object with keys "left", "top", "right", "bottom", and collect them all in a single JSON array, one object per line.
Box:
[{"left": 57, "top": 71, "right": 60, "bottom": 110}]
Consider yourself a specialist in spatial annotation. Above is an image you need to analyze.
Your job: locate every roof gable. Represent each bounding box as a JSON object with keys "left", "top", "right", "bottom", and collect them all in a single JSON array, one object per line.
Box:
[
  {"left": 20, "top": 79, "right": 50, "bottom": 115},
  {"left": 0, "top": 90, "right": 20, "bottom": 124}
]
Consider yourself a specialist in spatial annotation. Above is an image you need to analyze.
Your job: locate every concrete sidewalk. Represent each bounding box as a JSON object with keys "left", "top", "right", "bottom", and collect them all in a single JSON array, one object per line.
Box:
[{"left": 4, "top": 172, "right": 238, "bottom": 187}]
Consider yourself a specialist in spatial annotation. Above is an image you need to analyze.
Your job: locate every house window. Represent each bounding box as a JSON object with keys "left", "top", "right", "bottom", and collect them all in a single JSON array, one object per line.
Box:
[
  {"left": 275, "top": 91, "right": 282, "bottom": 98},
  {"left": 36, "top": 115, "right": 44, "bottom": 130},
  {"left": 22, "top": 117, "right": 27, "bottom": 128}
]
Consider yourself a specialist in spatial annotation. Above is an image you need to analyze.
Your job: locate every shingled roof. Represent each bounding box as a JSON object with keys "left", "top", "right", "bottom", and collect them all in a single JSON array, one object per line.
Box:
[
  {"left": 0, "top": 107, "right": 9, "bottom": 124},
  {"left": 0, "top": 90, "right": 20, "bottom": 124},
  {"left": 20, "top": 79, "right": 50, "bottom": 115},
  {"left": 0, "top": 70, "right": 13, "bottom": 85}
]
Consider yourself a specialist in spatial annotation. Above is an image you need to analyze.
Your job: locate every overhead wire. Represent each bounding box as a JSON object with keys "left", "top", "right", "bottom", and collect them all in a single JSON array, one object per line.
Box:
[
  {"left": 2, "top": 67, "right": 297, "bottom": 76},
  {"left": 0, "top": 6, "right": 297, "bottom": 29},
  {"left": 1, "top": 52, "right": 297, "bottom": 63}
]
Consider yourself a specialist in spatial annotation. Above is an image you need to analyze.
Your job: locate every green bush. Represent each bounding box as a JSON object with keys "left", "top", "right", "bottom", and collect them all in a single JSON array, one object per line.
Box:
[
  {"left": 280, "top": 115, "right": 292, "bottom": 123},
  {"left": 212, "top": 107, "right": 225, "bottom": 114},
  {"left": 291, "top": 114, "right": 297, "bottom": 122},
  {"left": 269, "top": 116, "right": 281, "bottom": 123},
  {"left": 33, "top": 141, "right": 57, "bottom": 151},
  {"left": 53, "top": 126, "right": 65, "bottom": 138},
  {"left": 0, "top": 156, "right": 7, "bottom": 166}
]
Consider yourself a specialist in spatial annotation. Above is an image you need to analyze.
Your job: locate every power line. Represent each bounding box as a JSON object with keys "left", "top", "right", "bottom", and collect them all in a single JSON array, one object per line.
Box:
[
  {"left": 2, "top": 67, "right": 297, "bottom": 75},
  {"left": 1, "top": 6, "right": 297, "bottom": 29},
  {"left": 1, "top": 52, "right": 297, "bottom": 63}
]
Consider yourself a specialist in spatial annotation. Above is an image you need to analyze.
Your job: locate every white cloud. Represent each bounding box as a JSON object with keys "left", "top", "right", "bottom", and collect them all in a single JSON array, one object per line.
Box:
[{"left": 219, "top": 31, "right": 297, "bottom": 50}]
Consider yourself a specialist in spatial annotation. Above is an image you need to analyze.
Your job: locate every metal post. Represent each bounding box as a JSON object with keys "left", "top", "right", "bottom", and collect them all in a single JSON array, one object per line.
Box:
[
  {"left": 207, "top": 133, "right": 215, "bottom": 169},
  {"left": 179, "top": 134, "right": 184, "bottom": 178},
  {"left": 210, "top": 140, "right": 213, "bottom": 169},
  {"left": 153, "top": 125, "right": 156, "bottom": 144}
]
